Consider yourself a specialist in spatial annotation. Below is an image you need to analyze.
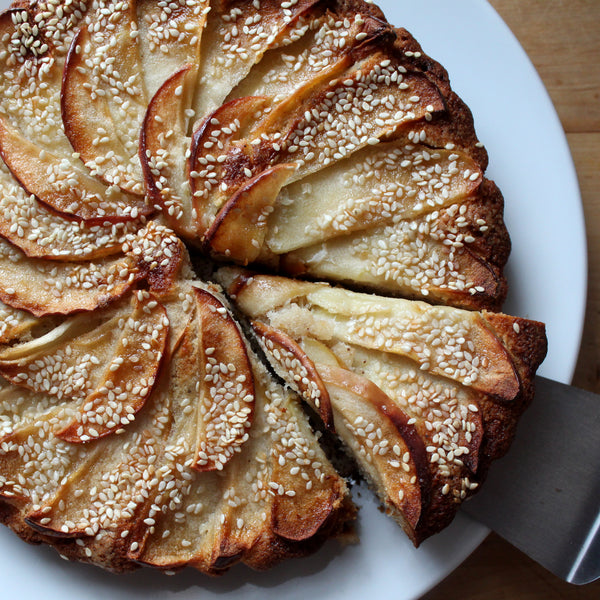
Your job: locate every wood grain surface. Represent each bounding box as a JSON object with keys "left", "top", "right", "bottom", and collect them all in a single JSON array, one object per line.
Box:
[{"left": 421, "top": 1, "right": 600, "bottom": 598}]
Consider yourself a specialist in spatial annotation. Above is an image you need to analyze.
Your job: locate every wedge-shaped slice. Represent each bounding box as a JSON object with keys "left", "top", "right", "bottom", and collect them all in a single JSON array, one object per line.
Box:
[
  {"left": 219, "top": 269, "right": 521, "bottom": 401},
  {"left": 267, "top": 140, "right": 483, "bottom": 253},
  {"left": 62, "top": 1, "right": 148, "bottom": 195},
  {"left": 140, "top": 65, "right": 198, "bottom": 236},
  {"left": 0, "top": 237, "right": 138, "bottom": 316},
  {"left": 220, "top": 267, "right": 547, "bottom": 544},
  {"left": 0, "top": 117, "right": 151, "bottom": 223},
  {"left": 0, "top": 164, "right": 141, "bottom": 260},
  {"left": 129, "top": 357, "right": 349, "bottom": 573},
  {"left": 191, "top": 287, "right": 255, "bottom": 471},
  {"left": 193, "top": 0, "right": 321, "bottom": 118},
  {"left": 204, "top": 163, "right": 297, "bottom": 262},
  {"left": 56, "top": 291, "right": 168, "bottom": 443},
  {"left": 136, "top": 0, "right": 209, "bottom": 100}
]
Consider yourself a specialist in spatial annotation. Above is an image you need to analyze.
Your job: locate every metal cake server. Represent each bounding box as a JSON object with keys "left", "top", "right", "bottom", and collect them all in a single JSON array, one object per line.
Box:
[{"left": 463, "top": 376, "right": 600, "bottom": 585}]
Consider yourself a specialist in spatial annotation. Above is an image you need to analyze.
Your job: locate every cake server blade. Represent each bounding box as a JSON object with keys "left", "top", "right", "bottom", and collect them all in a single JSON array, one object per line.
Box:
[{"left": 462, "top": 376, "right": 600, "bottom": 585}]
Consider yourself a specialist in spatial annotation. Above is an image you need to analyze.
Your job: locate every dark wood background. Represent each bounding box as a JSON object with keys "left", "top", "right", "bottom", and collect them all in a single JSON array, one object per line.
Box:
[{"left": 422, "top": 1, "right": 600, "bottom": 597}]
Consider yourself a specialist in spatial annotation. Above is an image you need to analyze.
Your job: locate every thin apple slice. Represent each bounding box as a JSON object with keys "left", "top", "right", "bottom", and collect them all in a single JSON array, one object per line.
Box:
[
  {"left": 0, "top": 409, "right": 86, "bottom": 507},
  {"left": 0, "top": 7, "right": 86, "bottom": 157},
  {"left": 229, "top": 10, "right": 391, "bottom": 105},
  {"left": 0, "top": 164, "right": 141, "bottom": 260},
  {"left": 0, "top": 116, "right": 151, "bottom": 224},
  {"left": 252, "top": 50, "right": 444, "bottom": 181},
  {"left": 135, "top": 0, "right": 209, "bottom": 100},
  {"left": 61, "top": 13, "right": 147, "bottom": 195},
  {"left": 192, "top": 287, "right": 255, "bottom": 472},
  {"left": 251, "top": 320, "right": 333, "bottom": 430},
  {"left": 140, "top": 65, "right": 198, "bottom": 237},
  {"left": 189, "top": 95, "right": 271, "bottom": 233},
  {"left": 267, "top": 141, "right": 483, "bottom": 253},
  {"left": 204, "top": 164, "right": 296, "bottom": 263},
  {"left": 0, "top": 301, "right": 134, "bottom": 400},
  {"left": 0, "top": 237, "right": 138, "bottom": 317},
  {"left": 193, "top": 0, "right": 321, "bottom": 119},
  {"left": 281, "top": 201, "right": 505, "bottom": 310},
  {"left": 56, "top": 291, "right": 168, "bottom": 443},
  {"left": 316, "top": 364, "right": 429, "bottom": 540}
]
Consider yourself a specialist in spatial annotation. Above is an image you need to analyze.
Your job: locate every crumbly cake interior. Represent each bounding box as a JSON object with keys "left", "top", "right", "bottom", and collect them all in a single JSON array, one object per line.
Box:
[{"left": 0, "top": 0, "right": 546, "bottom": 575}]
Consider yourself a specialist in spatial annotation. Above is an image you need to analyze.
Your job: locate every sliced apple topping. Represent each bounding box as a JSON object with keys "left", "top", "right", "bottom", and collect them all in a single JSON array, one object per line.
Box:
[
  {"left": 0, "top": 237, "right": 138, "bottom": 316},
  {"left": 204, "top": 163, "right": 297, "bottom": 262},
  {"left": 136, "top": 0, "right": 209, "bottom": 100},
  {"left": 140, "top": 65, "right": 198, "bottom": 236},
  {"left": 192, "top": 287, "right": 255, "bottom": 471},
  {"left": 56, "top": 291, "right": 168, "bottom": 443},
  {"left": 282, "top": 203, "right": 504, "bottom": 310},
  {"left": 0, "top": 410, "right": 86, "bottom": 507},
  {"left": 24, "top": 387, "right": 173, "bottom": 542},
  {"left": 0, "top": 7, "right": 86, "bottom": 156},
  {"left": 0, "top": 116, "right": 151, "bottom": 223},
  {"left": 218, "top": 270, "right": 520, "bottom": 401},
  {"left": 316, "top": 365, "right": 429, "bottom": 539},
  {"left": 0, "top": 300, "right": 135, "bottom": 400},
  {"left": 267, "top": 141, "right": 483, "bottom": 253},
  {"left": 251, "top": 320, "right": 333, "bottom": 430},
  {"left": 61, "top": 8, "right": 148, "bottom": 195},
  {"left": 193, "top": 0, "right": 321, "bottom": 118},
  {"left": 229, "top": 10, "right": 391, "bottom": 105},
  {"left": 189, "top": 95, "right": 272, "bottom": 233},
  {"left": 252, "top": 50, "right": 444, "bottom": 181},
  {"left": 0, "top": 164, "right": 141, "bottom": 260}
]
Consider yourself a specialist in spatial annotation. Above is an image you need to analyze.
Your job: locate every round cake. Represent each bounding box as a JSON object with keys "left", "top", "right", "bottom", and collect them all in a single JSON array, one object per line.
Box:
[{"left": 0, "top": 0, "right": 546, "bottom": 574}]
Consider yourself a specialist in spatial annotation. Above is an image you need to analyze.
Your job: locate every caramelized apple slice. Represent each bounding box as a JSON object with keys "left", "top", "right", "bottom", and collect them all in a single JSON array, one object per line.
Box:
[
  {"left": 193, "top": 0, "right": 321, "bottom": 118},
  {"left": 318, "top": 365, "right": 429, "bottom": 539},
  {"left": 0, "top": 301, "right": 133, "bottom": 399},
  {"left": 229, "top": 10, "right": 391, "bottom": 104},
  {"left": 204, "top": 164, "right": 296, "bottom": 263},
  {"left": 140, "top": 65, "right": 198, "bottom": 236},
  {"left": 253, "top": 50, "right": 444, "bottom": 180},
  {"left": 192, "top": 287, "right": 255, "bottom": 472},
  {"left": 0, "top": 237, "right": 138, "bottom": 316},
  {"left": 56, "top": 292, "right": 168, "bottom": 443},
  {"left": 282, "top": 205, "right": 505, "bottom": 310},
  {"left": 251, "top": 320, "right": 333, "bottom": 430},
  {"left": 0, "top": 117, "right": 151, "bottom": 223},
  {"left": 189, "top": 95, "right": 271, "bottom": 232},
  {"left": 62, "top": 15, "right": 147, "bottom": 195},
  {"left": 267, "top": 142, "right": 483, "bottom": 253},
  {"left": 136, "top": 0, "right": 209, "bottom": 99},
  {"left": 0, "top": 8, "right": 85, "bottom": 156},
  {"left": 0, "top": 411, "right": 85, "bottom": 506},
  {"left": 0, "top": 165, "right": 141, "bottom": 260}
]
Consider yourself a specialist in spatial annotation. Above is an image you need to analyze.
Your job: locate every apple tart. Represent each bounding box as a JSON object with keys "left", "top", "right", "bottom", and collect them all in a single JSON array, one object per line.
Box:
[{"left": 0, "top": 0, "right": 546, "bottom": 576}]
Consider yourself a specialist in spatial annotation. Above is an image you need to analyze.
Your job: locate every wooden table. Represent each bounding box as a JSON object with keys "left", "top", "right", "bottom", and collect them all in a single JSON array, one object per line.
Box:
[{"left": 422, "top": 1, "right": 600, "bottom": 598}]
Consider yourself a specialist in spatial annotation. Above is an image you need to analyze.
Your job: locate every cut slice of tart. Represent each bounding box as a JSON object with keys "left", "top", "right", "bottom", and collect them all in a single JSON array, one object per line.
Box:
[{"left": 217, "top": 267, "right": 547, "bottom": 544}]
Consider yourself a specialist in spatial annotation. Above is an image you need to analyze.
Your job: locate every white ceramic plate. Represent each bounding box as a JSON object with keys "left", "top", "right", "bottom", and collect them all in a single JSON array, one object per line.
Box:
[{"left": 0, "top": 0, "right": 586, "bottom": 598}]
